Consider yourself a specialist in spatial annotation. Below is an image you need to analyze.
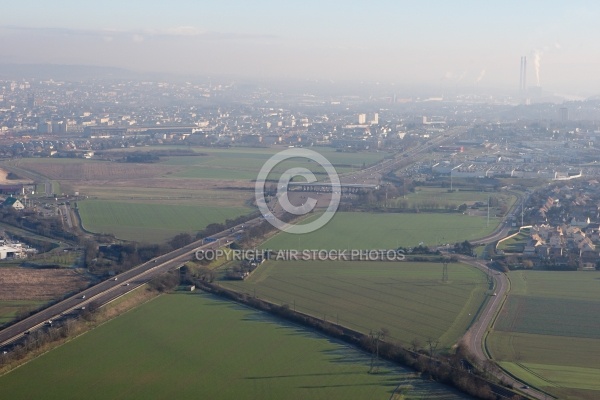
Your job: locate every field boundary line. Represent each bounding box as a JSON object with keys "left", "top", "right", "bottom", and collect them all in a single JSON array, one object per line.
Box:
[{"left": 516, "top": 362, "right": 559, "bottom": 388}]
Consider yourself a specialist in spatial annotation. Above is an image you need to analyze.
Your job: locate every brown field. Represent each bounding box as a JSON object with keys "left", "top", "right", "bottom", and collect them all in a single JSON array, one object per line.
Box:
[
  {"left": 17, "top": 159, "right": 255, "bottom": 195},
  {"left": 16, "top": 160, "right": 181, "bottom": 181},
  {"left": 0, "top": 167, "right": 33, "bottom": 185},
  {"left": 71, "top": 177, "right": 254, "bottom": 192},
  {"left": 0, "top": 267, "right": 89, "bottom": 301}
]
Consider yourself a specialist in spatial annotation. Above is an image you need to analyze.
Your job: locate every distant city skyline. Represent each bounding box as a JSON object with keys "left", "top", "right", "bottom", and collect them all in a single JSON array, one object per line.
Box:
[{"left": 2, "top": 1, "right": 600, "bottom": 96}]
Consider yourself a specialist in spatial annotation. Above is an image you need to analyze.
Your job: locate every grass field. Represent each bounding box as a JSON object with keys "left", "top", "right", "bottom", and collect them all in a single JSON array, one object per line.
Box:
[
  {"left": 495, "top": 295, "right": 600, "bottom": 338},
  {"left": 162, "top": 146, "right": 386, "bottom": 180},
  {"left": 390, "top": 188, "right": 516, "bottom": 210},
  {"left": 0, "top": 266, "right": 88, "bottom": 326},
  {"left": 496, "top": 228, "right": 530, "bottom": 253},
  {"left": 15, "top": 147, "right": 386, "bottom": 182},
  {"left": 222, "top": 261, "right": 488, "bottom": 349},
  {"left": 0, "top": 293, "right": 470, "bottom": 400},
  {"left": 488, "top": 270, "right": 600, "bottom": 399},
  {"left": 77, "top": 199, "right": 251, "bottom": 243},
  {"left": 263, "top": 211, "right": 500, "bottom": 250},
  {"left": 0, "top": 300, "right": 45, "bottom": 326},
  {"left": 488, "top": 331, "right": 600, "bottom": 370}
]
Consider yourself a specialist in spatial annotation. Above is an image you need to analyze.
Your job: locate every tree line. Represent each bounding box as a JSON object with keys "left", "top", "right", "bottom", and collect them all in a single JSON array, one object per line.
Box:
[{"left": 191, "top": 278, "right": 525, "bottom": 400}]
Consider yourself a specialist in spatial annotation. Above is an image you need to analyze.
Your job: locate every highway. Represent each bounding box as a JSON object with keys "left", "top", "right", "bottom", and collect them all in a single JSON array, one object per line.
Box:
[
  {"left": 0, "top": 127, "right": 473, "bottom": 349},
  {"left": 0, "top": 220, "right": 256, "bottom": 349},
  {"left": 2, "top": 129, "right": 545, "bottom": 397}
]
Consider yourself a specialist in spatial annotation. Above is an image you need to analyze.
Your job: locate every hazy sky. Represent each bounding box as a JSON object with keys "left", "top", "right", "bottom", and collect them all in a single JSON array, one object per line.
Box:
[{"left": 2, "top": 1, "right": 600, "bottom": 95}]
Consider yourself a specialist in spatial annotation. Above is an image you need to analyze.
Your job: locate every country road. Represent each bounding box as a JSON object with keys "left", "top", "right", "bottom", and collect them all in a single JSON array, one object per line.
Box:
[
  {"left": 0, "top": 135, "right": 546, "bottom": 398},
  {"left": 458, "top": 256, "right": 551, "bottom": 400}
]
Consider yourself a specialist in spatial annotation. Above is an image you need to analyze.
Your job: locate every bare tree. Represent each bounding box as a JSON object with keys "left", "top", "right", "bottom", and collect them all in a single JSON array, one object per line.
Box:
[
  {"left": 369, "top": 328, "right": 388, "bottom": 374},
  {"left": 410, "top": 338, "right": 422, "bottom": 352},
  {"left": 426, "top": 337, "right": 439, "bottom": 369}
]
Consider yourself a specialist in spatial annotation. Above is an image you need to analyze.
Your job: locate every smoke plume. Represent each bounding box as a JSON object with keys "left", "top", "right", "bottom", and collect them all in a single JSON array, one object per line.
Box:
[{"left": 475, "top": 69, "right": 486, "bottom": 84}]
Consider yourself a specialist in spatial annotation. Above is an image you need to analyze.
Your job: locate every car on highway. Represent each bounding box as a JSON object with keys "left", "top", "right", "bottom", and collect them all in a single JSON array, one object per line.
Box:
[{"left": 81, "top": 295, "right": 86, "bottom": 299}]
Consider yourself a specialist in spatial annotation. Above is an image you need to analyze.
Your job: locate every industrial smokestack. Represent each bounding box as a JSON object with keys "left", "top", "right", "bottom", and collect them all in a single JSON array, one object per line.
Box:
[
  {"left": 519, "top": 57, "right": 524, "bottom": 92},
  {"left": 523, "top": 56, "right": 527, "bottom": 92}
]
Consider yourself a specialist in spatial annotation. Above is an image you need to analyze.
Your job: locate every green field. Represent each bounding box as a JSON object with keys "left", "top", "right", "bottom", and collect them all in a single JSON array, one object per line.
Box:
[
  {"left": 162, "top": 146, "right": 386, "bottom": 180},
  {"left": 495, "top": 296, "right": 600, "bottom": 338},
  {"left": 222, "top": 261, "right": 488, "bottom": 349},
  {"left": 0, "top": 300, "right": 45, "bottom": 326},
  {"left": 263, "top": 211, "right": 500, "bottom": 250},
  {"left": 391, "top": 188, "right": 516, "bottom": 210},
  {"left": 0, "top": 293, "right": 470, "bottom": 400},
  {"left": 78, "top": 199, "right": 251, "bottom": 243},
  {"left": 496, "top": 228, "right": 530, "bottom": 253},
  {"left": 78, "top": 187, "right": 250, "bottom": 205},
  {"left": 488, "top": 270, "right": 600, "bottom": 399}
]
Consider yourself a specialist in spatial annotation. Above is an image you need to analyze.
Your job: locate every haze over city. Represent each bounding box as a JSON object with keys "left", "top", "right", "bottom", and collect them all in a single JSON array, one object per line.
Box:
[
  {"left": 2, "top": 0, "right": 600, "bottom": 96},
  {"left": 4, "top": 3, "right": 600, "bottom": 400}
]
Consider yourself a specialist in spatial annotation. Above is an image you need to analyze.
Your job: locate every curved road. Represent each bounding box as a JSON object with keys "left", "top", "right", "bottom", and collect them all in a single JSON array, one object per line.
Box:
[
  {"left": 448, "top": 190, "right": 552, "bottom": 399},
  {"left": 2, "top": 139, "right": 544, "bottom": 397},
  {"left": 457, "top": 256, "right": 551, "bottom": 400}
]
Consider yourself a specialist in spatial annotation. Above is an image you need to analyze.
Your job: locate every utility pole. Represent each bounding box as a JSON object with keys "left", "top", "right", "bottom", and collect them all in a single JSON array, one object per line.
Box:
[
  {"left": 487, "top": 195, "right": 490, "bottom": 228},
  {"left": 521, "top": 199, "right": 524, "bottom": 227},
  {"left": 442, "top": 259, "right": 449, "bottom": 283}
]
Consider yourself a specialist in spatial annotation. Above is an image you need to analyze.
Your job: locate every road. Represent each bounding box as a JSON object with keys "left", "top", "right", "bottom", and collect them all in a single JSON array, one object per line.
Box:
[
  {"left": 1, "top": 132, "right": 544, "bottom": 397},
  {"left": 451, "top": 192, "right": 549, "bottom": 399},
  {"left": 0, "top": 220, "right": 258, "bottom": 349},
  {"left": 433, "top": 189, "right": 551, "bottom": 399},
  {"left": 458, "top": 256, "right": 550, "bottom": 400},
  {"left": 58, "top": 204, "right": 73, "bottom": 229},
  {"left": 0, "top": 126, "right": 488, "bottom": 350}
]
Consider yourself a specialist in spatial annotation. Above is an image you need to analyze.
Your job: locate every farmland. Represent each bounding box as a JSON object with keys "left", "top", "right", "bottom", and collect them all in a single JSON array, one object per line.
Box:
[
  {"left": 263, "top": 211, "right": 500, "bottom": 250},
  {"left": 487, "top": 270, "right": 600, "bottom": 399},
  {"left": 494, "top": 296, "right": 600, "bottom": 338},
  {"left": 12, "top": 146, "right": 387, "bottom": 244},
  {"left": 391, "top": 187, "right": 516, "bottom": 211},
  {"left": 0, "top": 300, "right": 44, "bottom": 326},
  {"left": 0, "top": 267, "right": 88, "bottom": 326},
  {"left": 0, "top": 293, "right": 471, "bottom": 400},
  {"left": 160, "top": 146, "right": 387, "bottom": 179},
  {"left": 221, "top": 261, "right": 488, "bottom": 349},
  {"left": 77, "top": 199, "right": 251, "bottom": 243},
  {"left": 14, "top": 146, "right": 386, "bottom": 183}
]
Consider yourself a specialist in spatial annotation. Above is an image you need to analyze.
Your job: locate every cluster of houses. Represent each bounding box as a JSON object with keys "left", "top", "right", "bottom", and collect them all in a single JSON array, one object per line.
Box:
[
  {"left": 513, "top": 181, "right": 600, "bottom": 269},
  {"left": 522, "top": 222, "right": 600, "bottom": 270}
]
